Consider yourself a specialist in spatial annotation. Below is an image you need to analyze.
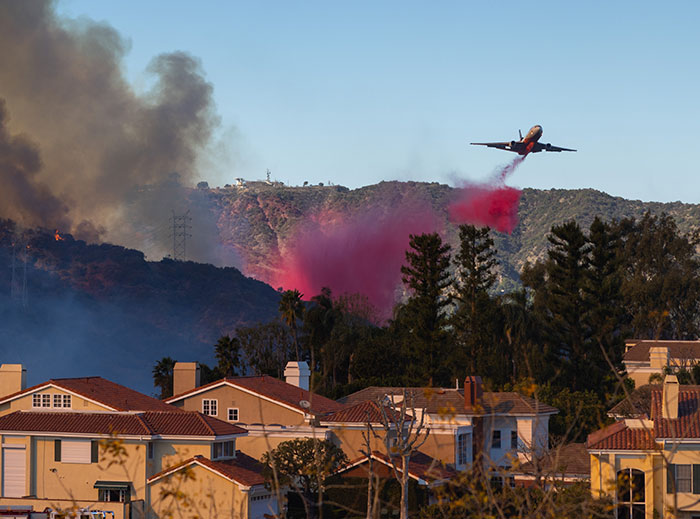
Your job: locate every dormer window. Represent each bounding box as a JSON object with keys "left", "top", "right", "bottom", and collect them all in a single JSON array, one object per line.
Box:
[{"left": 212, "top": 440, "right": 235, "bottom": 460}]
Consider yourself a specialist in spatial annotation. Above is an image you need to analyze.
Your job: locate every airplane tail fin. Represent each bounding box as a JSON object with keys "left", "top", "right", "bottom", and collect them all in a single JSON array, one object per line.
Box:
[{"left": 519, "top": 129, "right": 523, "bottom": 140}]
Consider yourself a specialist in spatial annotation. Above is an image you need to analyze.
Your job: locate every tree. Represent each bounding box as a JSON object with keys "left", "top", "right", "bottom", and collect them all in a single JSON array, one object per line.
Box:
[
  {"left": 371, "top": 390, "right": 430, "bottom": 519},
  {"left": 214, "top": 335, "right": 242, "bottom": 377},
  {"left": 261, "top": 438, "right": 348, "bottom": 519},
  {"left": 152, "top": 357, "right": 176, "bottom": 399},
  {"left": 615, "top": 212, "right": 700, "bottom": 339},
  {"left": 452, "top": 225, "right": 502, "bottom": 378},
  {"left": 237, "top": 320, "right": 294, "bottom": 378},
  {"left": 400, "top": 233, "right": 452, "bottom": 386},
  {"left": 279, "top": 289, "right": 305, "bottom": 361}
]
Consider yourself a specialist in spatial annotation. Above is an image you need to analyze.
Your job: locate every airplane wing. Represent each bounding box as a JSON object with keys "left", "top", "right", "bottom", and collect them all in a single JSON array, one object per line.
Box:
[
  {"left": 532, "top": 142, "right": 576, "bottom": 153},
  {"left": 470, "top": 142, "right": 518, "bottom": 152}
]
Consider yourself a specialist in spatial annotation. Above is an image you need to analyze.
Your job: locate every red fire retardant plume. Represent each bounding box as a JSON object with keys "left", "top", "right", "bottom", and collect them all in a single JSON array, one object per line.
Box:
[
  {"left": 448, "top": 156, "right": 524, "bottom": 233},
  {"left": 272, "top": 205, "right": 438, "bottom": 316}
]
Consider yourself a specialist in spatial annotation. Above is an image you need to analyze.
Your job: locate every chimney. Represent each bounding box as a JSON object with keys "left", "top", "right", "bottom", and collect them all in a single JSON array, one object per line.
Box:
[
  {"left": 0, "top": 364, "right": 26, "bottom": 398},
  {"left": 284, "top": 361, "right": 310, "bottom": 391},
  {"left": 650, "top": 346, "right": 670, "bottom": 370},
  {"left": 662, "top": 374, "right": 679, "bottom": 420},
  {"left": 464, "top": 375, "right": 483, "bottom": 411},
  {"left": 173, "top": 362, "right": 200, "bottom": 396}
]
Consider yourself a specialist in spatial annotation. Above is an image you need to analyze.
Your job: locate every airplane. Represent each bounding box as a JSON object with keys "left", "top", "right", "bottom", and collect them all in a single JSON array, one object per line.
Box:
[{"left": 470, "top": 125, "right": 576, "bottom": 155}]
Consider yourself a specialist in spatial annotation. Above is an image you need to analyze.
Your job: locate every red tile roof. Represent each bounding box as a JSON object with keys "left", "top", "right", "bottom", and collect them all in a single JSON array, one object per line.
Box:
[
  {"left": 0, "top": 377, "right": 176, "bottom": 412},
  {"left": 651, "top": 386, "right": 700, "bottom": 439},
  {"left": 321, "top": 400, "right": 405, "bottom": 424},
  {"left": 517, "top": 443, "right": 590, "bottom": 477},
  {"left": 339, "top": 387, "right": 558, "bottom": 416},
  {"left": 0, "top": 410, "right": 247, "bottom": 437},
  {"left": 624, "top": 340, "right": 700, "bottom": 362},
  {"left": 166, "top": 375, "right": 343, "bottom": 415},
  {"left": 338, "top": 451, "right": 456, "bottom": 483},
  {"left": 148, "top": 453, "right": 266, "bottom": 487},
  {"left": 586, "top": 421, "right": 658, "bottom": 451}
]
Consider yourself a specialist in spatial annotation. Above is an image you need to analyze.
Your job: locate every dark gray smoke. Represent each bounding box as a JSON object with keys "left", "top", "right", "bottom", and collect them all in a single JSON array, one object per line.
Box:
[{"left": 0, "top": 1, "right": 232, "bottom": 264}]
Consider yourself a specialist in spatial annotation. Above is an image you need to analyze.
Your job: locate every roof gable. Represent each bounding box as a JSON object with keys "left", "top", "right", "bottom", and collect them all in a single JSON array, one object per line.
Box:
[
  {"left": 0, "top": 377, "right": 176, "bottom": 412},
  {"left": 624, "top": 340, "right": 700, "bottom": 362},
  {"left": 148, "top": 454, "right": 266, "bottom": 488},
  {"left": 165, "top": 376, "right": 342, "bottom": 416}
]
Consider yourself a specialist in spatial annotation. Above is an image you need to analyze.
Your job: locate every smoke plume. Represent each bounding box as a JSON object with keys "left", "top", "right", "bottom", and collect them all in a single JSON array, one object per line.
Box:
[{"left": 0, "top": 1, "right": 225, "bottom": 262}]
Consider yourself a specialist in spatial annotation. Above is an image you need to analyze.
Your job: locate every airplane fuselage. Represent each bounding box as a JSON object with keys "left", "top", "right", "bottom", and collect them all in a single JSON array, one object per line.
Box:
[{"left": 515, "top": 125, "right": 543, "bottom": 155}]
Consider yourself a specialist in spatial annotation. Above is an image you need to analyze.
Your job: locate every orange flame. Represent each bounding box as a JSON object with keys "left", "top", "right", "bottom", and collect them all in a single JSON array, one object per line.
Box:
[{"left": 54, "top": 230, "right": 64, "bottom": 241}]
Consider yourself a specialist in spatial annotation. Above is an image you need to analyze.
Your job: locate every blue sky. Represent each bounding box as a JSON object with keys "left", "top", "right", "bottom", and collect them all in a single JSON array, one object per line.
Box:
[{"left": 57, "top": 1, "right": 700, "bottom": 203}]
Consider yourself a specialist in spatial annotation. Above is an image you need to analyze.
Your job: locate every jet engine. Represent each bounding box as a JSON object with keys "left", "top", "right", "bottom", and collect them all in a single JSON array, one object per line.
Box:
[
  {"left": 510, "top": 141, "right": 517, "bottom": 147},
  {"left": 545, "top": 143, "right": 552, "bottom": 150}
]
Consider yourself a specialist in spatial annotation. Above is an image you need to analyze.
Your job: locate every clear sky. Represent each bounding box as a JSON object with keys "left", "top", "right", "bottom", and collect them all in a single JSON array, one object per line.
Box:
[{"left": 56, "top": 1, "right": 700, "bottom": 203}]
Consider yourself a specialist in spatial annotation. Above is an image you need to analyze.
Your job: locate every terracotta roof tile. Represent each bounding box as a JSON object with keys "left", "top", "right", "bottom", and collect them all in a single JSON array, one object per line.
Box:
[
  {"left": 148, "top": 453, "right": 266, "bottom": 487},
  {"left": 624, "top": 340, "right": 700, "bottom": 362},
  {"left": 0, "top": 377, "right": 176, "bottom": 412},
  {"left": 167, "top": 375, "right": 342, "bottom": 415},
  {"left": 339, "top": 451, "right": 456, "bottom": 482},
  {"left": 518, "top": 443, "right": 590, "bottom": 477},
  {"left": 652, "top": 386, "right": 700, "bottom": 438},
  {"left": 322, "top": 401, "right": 406, "bottom": 424},
  {"left": 586, "top": 421, "right": 657, "bottom": 451},
  {"left": 0, "top": 410, "right": 246, "bottom": 437},
  {"left": 339, "top": 387, "right": 557, "bottom": 416}
]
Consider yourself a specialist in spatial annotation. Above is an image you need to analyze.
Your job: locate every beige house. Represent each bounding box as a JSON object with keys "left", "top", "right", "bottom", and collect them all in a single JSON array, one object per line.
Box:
[
  {"left": 0, "top": 366, "right": 274, "bottom": 519},
  {"left": 624, "top": 340, "right": 700, "bottom": 387},
  {"left": 165, "top": 361, "right": 343, "bottom": 459},
  {"left": 336, "top": 377, "right": 559, "bottom": 474},
  {"left": 588, "top": 375, "right": 700, "bottom": 519}
]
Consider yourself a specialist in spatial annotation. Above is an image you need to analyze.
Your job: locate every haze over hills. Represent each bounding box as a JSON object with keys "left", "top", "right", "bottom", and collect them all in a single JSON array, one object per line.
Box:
[{"left": 0, "top": 220, "right": 280, "bottom": 393}]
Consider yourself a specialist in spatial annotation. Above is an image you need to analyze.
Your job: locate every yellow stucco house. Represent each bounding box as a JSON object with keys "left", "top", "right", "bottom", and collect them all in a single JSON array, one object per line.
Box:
[
  {"left": 165, "top": 361, "right": 343, "bottom": 460},
  {"left": 0, "top": 365, "right": 277, "bottom": 519},
  {"left": 623, "top": 340, "right": 700, "bottom": 387},
  {"left": 588, "top": 375, "right": 700, "bottom": 519}
]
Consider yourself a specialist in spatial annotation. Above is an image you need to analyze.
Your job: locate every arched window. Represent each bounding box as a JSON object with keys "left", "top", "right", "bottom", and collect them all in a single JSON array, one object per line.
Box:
[{"left": 616, "top": 468, "right": 645, "bottom": 519}]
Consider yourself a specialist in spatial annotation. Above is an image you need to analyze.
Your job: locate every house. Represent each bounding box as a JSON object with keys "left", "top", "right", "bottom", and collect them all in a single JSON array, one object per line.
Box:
[
  {"left": 0, "top": 365, "right": 276, "bottom": 519},
  {"left": 587, "top": 375, "right": 700, "bottom": 519},
  {"left": 623, "top": 340, "right": 700, "bottom": 387},
  {"left": 336, "top": 377, "right": 559, "bottom": 473},
  {"left": 164, "top": 361, "right": 343, "bottom": 459}
]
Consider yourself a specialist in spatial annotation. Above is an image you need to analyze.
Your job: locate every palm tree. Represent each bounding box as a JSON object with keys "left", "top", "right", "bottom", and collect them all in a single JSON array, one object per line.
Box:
[
  {"left": 279, "top": 289, "right": 304, "bottom": 360},
  {"left": 152, "top": 357, "right": 176, "bottom": 399}
]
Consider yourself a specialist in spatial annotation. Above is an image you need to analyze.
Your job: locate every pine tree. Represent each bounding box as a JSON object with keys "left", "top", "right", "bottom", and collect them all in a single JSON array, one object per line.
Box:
[{"left": 400, "top": 232, "right": 452, "bottom": 386}]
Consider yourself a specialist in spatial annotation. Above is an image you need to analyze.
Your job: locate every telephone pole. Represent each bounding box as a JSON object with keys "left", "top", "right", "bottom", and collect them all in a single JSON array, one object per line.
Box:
[{"left": 171, "top": 211, "right": 192, "bottom": 261}]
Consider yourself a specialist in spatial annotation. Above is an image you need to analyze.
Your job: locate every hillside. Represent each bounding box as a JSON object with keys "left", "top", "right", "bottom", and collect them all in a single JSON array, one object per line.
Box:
[
  {"left": 207, "top": 182, "right": 700, "bottom": 291},
  {"left": 0, "top": 221, "right": 280, "bottom": 393}
]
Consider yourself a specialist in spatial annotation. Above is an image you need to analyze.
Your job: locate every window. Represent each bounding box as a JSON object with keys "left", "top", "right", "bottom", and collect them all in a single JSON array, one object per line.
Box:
[
  {"left": 53, "top": 394, "right": 62, "bottom": 407},
  {"left": 202, "top": 399, "right": 218, "bottom": 416},
  {"left": 457, "top": 432, "right": 471, "bottom": 466},
  {"left": 617, "top": 468, "right": 645, "bottom": 519},
  {"left": 511, "top": 430, "right": 518, "bottom": 450},
  {"left": 98, "top": 488, "right": 130, "bottom": 502},
  {"left": 212, "top": 440, "right": 236, "bottom": 460},
  {"left": 62, "top": 395, "right": 71, "bottom": 408},
  {"left": 54, "top": 440, "right": 99, "bottom": 463},
  {"left": 148, "top": 442, "right": 154, "bottom": 460},
  {"left": 227, "top": 408, "right": 239, "bottom": 422},
  {"left": 33, "top": 394, "right": 52, "bottom": 408},
  {"left": 667, "top": 463, "right": 700, "bottom": 494},
  {"left": 492, "top": 430, "right": 501, "bottom": 449}
]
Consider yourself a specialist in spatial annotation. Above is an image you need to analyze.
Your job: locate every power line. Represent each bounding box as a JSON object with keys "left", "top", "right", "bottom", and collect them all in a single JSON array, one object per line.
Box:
[{"left": 172, "top": 210, "right": 192, "bottom": 261}]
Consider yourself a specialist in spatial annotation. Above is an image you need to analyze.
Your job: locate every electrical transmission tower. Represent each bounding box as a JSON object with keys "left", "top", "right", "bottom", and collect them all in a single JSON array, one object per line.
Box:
[{"left": 171, "top": 211, "right": 192, "bottom": 261}]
